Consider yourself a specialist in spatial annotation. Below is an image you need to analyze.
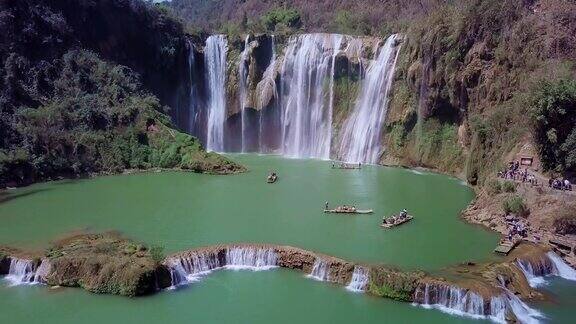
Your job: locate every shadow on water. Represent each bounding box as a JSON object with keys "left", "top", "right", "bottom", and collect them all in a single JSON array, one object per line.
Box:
[{"left": 0, "top": 188, "right": 51, "bottom": 205}]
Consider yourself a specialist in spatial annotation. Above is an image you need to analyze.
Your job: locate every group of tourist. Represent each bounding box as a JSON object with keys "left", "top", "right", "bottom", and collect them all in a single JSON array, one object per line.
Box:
[
  {"left": 324, "top": 202, "right": 357, "bottom": 212},
  {"left": 504, "top": 215, "right": 528, "bottom": 242},
  {"left": 497, "top": 161, "right": 537, "bottom": 185},
  {"left": 549, "top": 178, "right": 572, "bottom": 191}
]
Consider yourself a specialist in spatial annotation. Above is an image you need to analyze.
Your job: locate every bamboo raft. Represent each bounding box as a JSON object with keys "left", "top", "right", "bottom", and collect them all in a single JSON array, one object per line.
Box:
[
  {"left": 380, "top": 215, "right": 414, "bottom": 228},
  {"left": 332, "top": 163, "right": 361, "bottom": 170},
  {"left": 324, "top": 208, "right": 373, "bottom": 214}
]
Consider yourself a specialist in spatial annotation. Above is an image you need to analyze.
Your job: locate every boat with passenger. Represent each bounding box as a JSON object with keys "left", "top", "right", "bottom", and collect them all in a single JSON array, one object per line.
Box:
[
  {"left": 267, "top": 172, "right": 278, "bottom": 183},
  {"left": 323, "top": 204, "right": 373, "bottom": 214},
  {"left": 381, "top": 209, "right": 413, "bottom": 228}
]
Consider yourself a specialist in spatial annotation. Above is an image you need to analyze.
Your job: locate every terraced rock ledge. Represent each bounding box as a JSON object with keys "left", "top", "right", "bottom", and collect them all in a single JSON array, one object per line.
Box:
[{"left": 3, "top": 236, "right": 576, "bottom": 322}]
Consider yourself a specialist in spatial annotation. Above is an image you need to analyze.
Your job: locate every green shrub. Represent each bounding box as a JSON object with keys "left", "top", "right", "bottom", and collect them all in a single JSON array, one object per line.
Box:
[
  {"left": 486, "top": 179, "right": 502, "bottom": 195},
  {"left": 502, "top": 181, "right": 516, "bottom": 193},
  {"left": 150, "top": 245, "right": 165, "bottom": 263},
  {"left": 261, "top": 8, "right": 301, "bottom": 32},
  {"left": 531, "top": 79, "right": 576, "bottom": 173},
  {"left": 502, "top": 195, "right": 529, "bottom": 216}
]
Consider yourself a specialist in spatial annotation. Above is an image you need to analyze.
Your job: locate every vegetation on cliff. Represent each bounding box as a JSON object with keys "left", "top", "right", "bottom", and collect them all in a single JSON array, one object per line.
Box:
[
  {"left": 0, "top": 0, "right": 243, "bottom": 187},
  {"left": 368, "top": 266, "right": 423, "bottom": 302}
]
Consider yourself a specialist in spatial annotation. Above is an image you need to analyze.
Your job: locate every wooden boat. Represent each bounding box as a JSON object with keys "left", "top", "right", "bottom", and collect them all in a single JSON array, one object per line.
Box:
[
  {"left": 380, "top": 215, "right": 413, "bottom": 228},
  {"left": 267, "top": 175, "right": 278, "bottom": 183},
  {"left": 332, "top": 163, "right": 361, "bottom": 170},
  {"left": 324, "top": 207, "right": 373, "bottom": 214}
]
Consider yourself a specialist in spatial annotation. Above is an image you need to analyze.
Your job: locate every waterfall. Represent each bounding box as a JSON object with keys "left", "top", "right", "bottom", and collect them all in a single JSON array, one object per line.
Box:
[
  {"left": 307, "top": 258, "right": 330, "bottom": 281},
  {"left": 258, "top": 35, "right": 278, "bottom": 152},
  {"left": 225, "top": 247, "right": 278, "bottom": 270},
  {"left": 516, "top": 259, "right": 548, "bottom": 288},
  {"left": 414, "top": 283, "right": 544, "bottom": 324},
  {"left": 515, "top": 252, "right": 576, "bottom": 288},
  {"left": 279, "top": 34, "right": 343, "bottom": 159},
  {"left": 33, "top": 259, "right": 51, "bottom": 284},
  {"left": 204, "top": 35, "right": 228, "bottom": 152},
  {"left": 239, "top": 35, "right": 251, "bottom": 152},
  {"left": 5, "top": 258, "right": 35, "bottom": 285},
  {"left": 547, "top": 252, "right": 576, "bottom": 281},
  {"left": 338, "top": 34, "right": 400, "bottom": 163},
  {"left": 187, "top": 40, "right": 202, "bottom": 139},
  {"left": 346, "top": 266, "right": 369, "bottom": 292},
  {"left": 164, "top": 247, "right": 278, "bottom": 288}
]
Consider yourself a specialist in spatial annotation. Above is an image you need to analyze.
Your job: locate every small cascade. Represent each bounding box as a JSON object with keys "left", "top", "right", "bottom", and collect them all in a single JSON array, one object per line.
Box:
[
  {"left": 414, "top": 282, "right": 544, "bottom": 324},
  {"left": 164, "top": 247, "right": 278, "bottom": 288},
  {"left": 239, "top": 35, "right": 251, "bottom": 152},
  {"left": 204, "top": 35, "right": 228, "bottom": 152},
  {"left": 279, "top": 33, "right": 343, "bottom": 159},
  {"left": 307, "top": 258, "right": 330, "bottom": 281},
  {"left": 337, "top": 34, "right": 401, "bottom": 163},
  {"left": 515, "top": 252, "right": 576, "bottom": 288},
  {"left": 500, "top": 289, "right": 544, "bottom": 324},
  {"left": 225, "top": 247, "right": 278, "bottom": 270},
  {"left": 346, "top": 266, "right": 369, "bottom": 292},
  {"left": 33, "top": 259, "right": 51, "bottom": 284},
  {"left": 415, "top": 284, "right": 486, "bottom": 319},
  {"left": 547, "top": 252, "right": 576, "bottom": 281},
  {"left": 5, "top": 258, "right": 36, "bottom": 285},
  {"left": 516, "top": 259, "right": 549, "bottom": 288}
]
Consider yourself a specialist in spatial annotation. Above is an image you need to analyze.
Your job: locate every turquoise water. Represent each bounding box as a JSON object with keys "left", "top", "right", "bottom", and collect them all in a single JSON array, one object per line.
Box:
[{"left": 1, "top": 154, "right": 573, "bottom": 323}]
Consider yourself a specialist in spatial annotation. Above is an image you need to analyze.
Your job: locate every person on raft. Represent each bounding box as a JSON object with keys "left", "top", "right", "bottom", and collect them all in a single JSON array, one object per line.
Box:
[
  {"left": 325, "top": 201, "right": 329, "bottom": 210},
  {"left": 400, "top": 208, "right": 408, "bottom": 218}
]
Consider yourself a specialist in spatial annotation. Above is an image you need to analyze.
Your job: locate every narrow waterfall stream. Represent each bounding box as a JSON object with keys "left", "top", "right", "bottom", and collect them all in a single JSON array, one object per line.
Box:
[
  {"left": 279, "top": 34, "right": 343, "bottom": 159},
  {"left": 337, "top": 34, "right": 401, "bottom": 163},
  {"left": 239, "top": 35, "right": 251, "bottom": 152},
  {"left": 308, "top": 258, "right": 330, "bottom": 281},
  {"left": 204, "top": 35, "right": 228, "bottom": 152},
  {"left": 346, "top": 266, "right": 369, "bottom": 292}
]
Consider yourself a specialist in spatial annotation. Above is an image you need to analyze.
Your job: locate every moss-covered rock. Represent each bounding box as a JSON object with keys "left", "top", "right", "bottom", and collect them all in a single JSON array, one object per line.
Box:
[
  {"left": 367, "top": 265, "right": 424, "bottom": 301},
  {"left": 42, "top": 233, "right": 169, "bottom": 297}
]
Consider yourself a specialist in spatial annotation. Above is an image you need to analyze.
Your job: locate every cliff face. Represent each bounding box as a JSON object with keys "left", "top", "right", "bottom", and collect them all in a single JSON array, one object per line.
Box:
[
  {"left": 381, "top": 0, "right": 576, "bottom": 181},
  {"left": 0, "top": 0, "right": 244, "bottom": 187}
]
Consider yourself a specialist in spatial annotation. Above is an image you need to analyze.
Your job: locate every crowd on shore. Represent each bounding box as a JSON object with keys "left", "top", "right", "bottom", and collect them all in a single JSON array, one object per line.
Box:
[
  {"left": 497, "top": 161, "right": 538, "bottom": 185},
  {"left": 498, "top": 160, "right": 572, "bottom": 191}
]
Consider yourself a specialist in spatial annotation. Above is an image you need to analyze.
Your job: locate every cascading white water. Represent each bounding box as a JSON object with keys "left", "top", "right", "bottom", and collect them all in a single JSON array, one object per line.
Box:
[
  {"left": 204, "top": 35, "right": 228, "bottom": 152},
  {"left": 225, "top": 247, "right": 278, "bottom": 270},
  {"left": 516, "top": 259, "right": 548, "bottom": 288},
  {"left": 187, "top": 40, "right": 201, "bottom": 138},
  {"left": 5, "top": 258, "right": 36, "bottom": 285},
  {"left": 239, "top": 35, "right": 251, "bottom": 152},
  {"left": 515, "top": 252, "right": 576, "bottom": 288},
  {"left": 165, "top": 247, "right": 278, "bottom": 288},
  {"left": 346, "top": 266, "right": 369, "bottom": 292},
  {"left": 257, "top": 35, "right": 278, "bottom": 152},
  {"left": 338, "top": 34, "right": 400, "bottom": 163},
  {"left": 279, "top": 34, "right": 343, "bottom": 159},
  {"left": 416, "top": 284, "right": 486, "bottom": 319},
  {"left": 415, "top": 283, "right": 545, "bottom": 324},
  {"left": 33, "top": 259, "right": 51, "bottom": 284},
  {"left": 307, "top": 258, "right": 330, "bottom": 281},
  {"left": 546, "top": 251, "right": 576, "bottom": 281}
]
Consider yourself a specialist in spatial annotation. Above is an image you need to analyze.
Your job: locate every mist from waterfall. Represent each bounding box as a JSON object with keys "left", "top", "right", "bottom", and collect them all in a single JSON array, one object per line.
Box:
[
  {"left": 338, "top": 34, "right": 400, "bottom": 163},
  {"left": 279, "top": 34, "right": 343, "bottom": 159},
  {"left": 204, "top": 35, "right": 228, "bottom": 152}
]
